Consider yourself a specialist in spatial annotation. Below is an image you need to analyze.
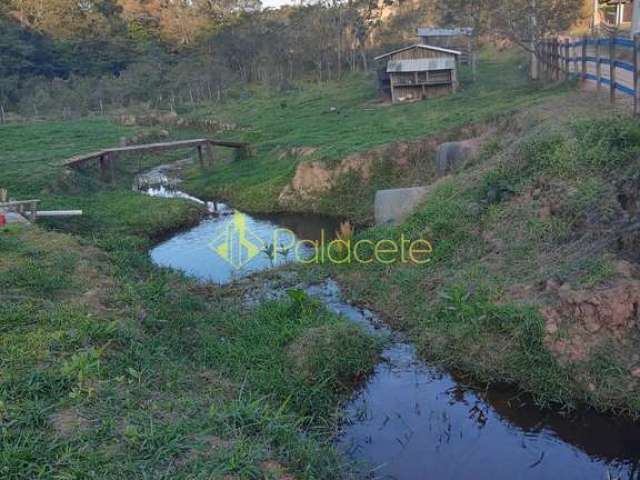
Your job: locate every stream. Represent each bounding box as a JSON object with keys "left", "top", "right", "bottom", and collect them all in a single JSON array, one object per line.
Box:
[{"left": 138, "top": 165, "right": 640, "bottom": 480}]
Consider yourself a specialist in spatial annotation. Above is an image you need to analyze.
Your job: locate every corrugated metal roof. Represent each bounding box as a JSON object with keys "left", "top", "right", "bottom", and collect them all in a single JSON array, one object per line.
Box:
[
  {"left": 374, "top": 44, "right": 461, "bottom": 61},
  {"left": 416, "top": 27, "right": 474, "bottom": 37},
  {"left": 386, "top": 58, "right": 456, "bottom": 73}
]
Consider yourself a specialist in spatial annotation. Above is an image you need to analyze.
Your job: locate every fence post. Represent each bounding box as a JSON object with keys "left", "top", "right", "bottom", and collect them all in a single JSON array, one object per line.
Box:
[
  {"left": 30, "top": 201, "right": 38, "bottom": 222},
  {"left": 596, "top": 37, "right": 601, "bottom": 92},
  {"left": 565, "top": 38, "right": 570, "bottom": 79},
  {"left": 556, "top": 38, "right": 561, "bottom": 80},
  {"left": 549, "top": 38, "right": 556, "bottom": 80},
  {"left": 610, "top": 34, "right": 616, "bottom": 104},
  {"left": 634, "top": 34, "right": 639, "bottom": 116},
  {"left": 544, "top": 40, "right": 549, "bottom": 79},
  {"left": 540, "top": 40, "right": 545, "bottom": 79},
  {"left": 552, "top": 38, "right": 557, "bottom": 80},
  {"left": 582, "top": 35, "right": 588, "bottom": 83},
  {"left": 547, "top": 39, "right": 551, "bottom": 79}
]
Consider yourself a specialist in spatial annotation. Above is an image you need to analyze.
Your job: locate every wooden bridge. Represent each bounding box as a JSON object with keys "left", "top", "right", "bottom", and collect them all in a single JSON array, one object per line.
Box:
[{"left": 62, "top": 138, "right": 248, "bottom": 171}]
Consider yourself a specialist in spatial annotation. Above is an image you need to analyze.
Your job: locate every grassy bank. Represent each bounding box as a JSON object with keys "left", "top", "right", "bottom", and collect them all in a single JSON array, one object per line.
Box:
[
  {"left": 180, "top": 51, "right": 570, "bottom": 220},
  {"left": 334, "top": 99, "right": 640, "bottom": 416},
  {"left": 0, "top": 120, "right": 381, "bottom": 478}
]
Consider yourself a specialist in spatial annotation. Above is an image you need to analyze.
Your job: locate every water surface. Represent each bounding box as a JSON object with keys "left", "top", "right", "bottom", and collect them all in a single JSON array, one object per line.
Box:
[
  {"left": 137, "top": 168, "right": 340, "bottom": 284},
  {"left": 307, "top": 281, "right": 640, "bottom": 480},
  {"left": 139, "top": 168, "right": 640, "bottom": 480}
]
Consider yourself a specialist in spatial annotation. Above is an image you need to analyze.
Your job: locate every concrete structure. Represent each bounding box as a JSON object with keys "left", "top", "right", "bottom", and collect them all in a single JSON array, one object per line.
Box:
[
  {"left": 374, "top": 44, "right": 461, "bottom": 104},
  {"left": 374, "top": 186, "right": 428, "bottom": 226},
  {"left": 434, "top": 138, "right": 483, "bottom": 176}
]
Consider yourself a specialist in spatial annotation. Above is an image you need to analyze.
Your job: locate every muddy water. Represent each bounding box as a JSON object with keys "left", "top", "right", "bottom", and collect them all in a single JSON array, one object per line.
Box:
[
  {"left": 306, "top": 281, "right": 640, "bottom": 480},
  {"left": 139, "top": 168, "right": 640, "bottom": 479}
]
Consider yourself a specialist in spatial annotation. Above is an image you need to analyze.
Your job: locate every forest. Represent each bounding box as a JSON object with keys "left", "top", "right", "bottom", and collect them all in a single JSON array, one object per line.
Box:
[{"left": 0, "top": 0, "right": 585, "bottom": 119}]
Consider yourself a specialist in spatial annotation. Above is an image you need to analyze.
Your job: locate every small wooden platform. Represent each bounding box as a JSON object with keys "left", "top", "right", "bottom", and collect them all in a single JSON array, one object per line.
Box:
[
  {"left": 62, "top": 138, "right": 248, "bottom": 169},
  {"left": 0, "top": 199, "right": 40, "bottom": 222}
]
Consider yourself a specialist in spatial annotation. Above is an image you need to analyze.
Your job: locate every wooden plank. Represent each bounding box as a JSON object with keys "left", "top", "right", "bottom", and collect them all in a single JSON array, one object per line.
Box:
[
  {"left": 208, "top": 140, "right": 248, "bottom": 149},
  {"left": 63, "top": 138, "right": 248, "bottom": 168},
  {"left": 0, "top": 199, "right": 40, "bottom": 208}
]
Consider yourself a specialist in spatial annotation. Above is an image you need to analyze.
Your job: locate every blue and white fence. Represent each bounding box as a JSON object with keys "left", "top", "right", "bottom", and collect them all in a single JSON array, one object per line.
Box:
[{"left": 539, "top": 35, "right": 640, "bottom": 114}]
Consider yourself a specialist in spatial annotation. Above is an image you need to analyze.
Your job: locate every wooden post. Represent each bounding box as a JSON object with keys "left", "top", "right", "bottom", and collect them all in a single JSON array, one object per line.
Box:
[
  {"left": 634, "top": 34, "right": 639, "bottom": 116},
  {"left": 541, "top": 40, "right": 546, "bottom": 79},
  {"left": 555, "top": 38, "right": 561, "bottom": 80},
  {"left": 610, "top": 34, "right": 616, "bottom": 104},
  {"left": 596, "top": 37, "right": 601, "bottom": 91},
  {"left": 550, "top": 38, "right": 555, "bottom": 79},
  {"left": 549, "top": 39, "right": 552, "bottom": 79},
  {"left": 98, "top": 154, "right": 107, "bottom": 174},
  {"left": 197, "top": 144, "right": 204, "bottom": 167},
  {"left": 99, "top": 153, "right": 113, "bottom": 183},
  {"left": 565, "top": 38, "right": 570, "bottom": 79},
  {"left": 546, "top": 39, "right": 551, "bottom": 79},
  {"left": 30, "top": 201, "right": 38, "bottom": 222},
  {"left": 0, "top": 104, "right": 5, "bottom": 124},
  {"left": 109, "top": 153, "right": 115, "bottom": 183},
  {"left": 208, "top": 144, "right": 215, "bottom": 166},
  {"left": 582, "top": 35, "right": 588, "bottom": 83}
]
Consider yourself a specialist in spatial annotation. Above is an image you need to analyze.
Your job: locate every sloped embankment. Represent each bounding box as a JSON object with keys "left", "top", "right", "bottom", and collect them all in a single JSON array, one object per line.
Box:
[
  {"left": 336, "top": 109, "right": 640, "bottom": 415},
  {"left": 277, "top": 122, "right": 490, "bottom": 223}
]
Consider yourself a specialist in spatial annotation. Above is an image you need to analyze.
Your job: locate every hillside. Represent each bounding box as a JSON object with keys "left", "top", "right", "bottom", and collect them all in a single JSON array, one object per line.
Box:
[
  {"left": 180, "top": 51, "right": 568, "bottom": 222},
  {"left": 0, "top": 120, "right": 380, "bottom": 478},
  {"left": 2, "top": 46, "right": 640, "bottom": 478},
  {"left": 175, "top": 59, "right": 640, "bottom": 414}
]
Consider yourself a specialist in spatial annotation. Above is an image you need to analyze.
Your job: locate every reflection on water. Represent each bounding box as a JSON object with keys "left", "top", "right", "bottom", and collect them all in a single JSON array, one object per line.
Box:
[
  {"left": 139, "top": 168, "right": 640, "bottom": 480},
  {"left": 306, "top": 280, "right": 640, "bottom": 480},
  {"left": 150, "top": 213, "right": 338, "bottom": 284},
  {"left": 137, "top": 171, "right": 340, "bottom": 284}
]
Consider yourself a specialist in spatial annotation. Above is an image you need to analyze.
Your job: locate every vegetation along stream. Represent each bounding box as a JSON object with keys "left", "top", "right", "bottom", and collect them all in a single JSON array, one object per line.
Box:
[{"left": 138, "top": 167, "right": 640, "bottom": 480}]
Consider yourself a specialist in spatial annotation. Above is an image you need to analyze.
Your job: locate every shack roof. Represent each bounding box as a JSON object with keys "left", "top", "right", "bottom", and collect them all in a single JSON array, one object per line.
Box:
[
  {"left": 374, "top": 44, "right": 461, "bottom": 61},
  {"left": 416, "top": 27, "right": 474, "bottom": 37},
  {"left": 386, "top": 57, "right": 456, "bottom": 73}
]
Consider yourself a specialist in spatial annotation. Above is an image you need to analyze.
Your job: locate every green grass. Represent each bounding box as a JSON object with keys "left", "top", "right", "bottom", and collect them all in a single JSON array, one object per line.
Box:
[
  {"left": 0, "top": 228, "right": 380, "bottom": 478},
  {"left": 0, "top": 119, "right": 382, "bottom": 478},
  {"left": 0, "top": 118, "right": 209, "bottom": 243},
  {"left": 335, "top": 110, "right": 640, "bottom": 416},
  {"left": 181, "top": 52, "right": 570, "bottom": 218},
  {"left": 2, "top": 48, "right": 639, "bottom": 478}
]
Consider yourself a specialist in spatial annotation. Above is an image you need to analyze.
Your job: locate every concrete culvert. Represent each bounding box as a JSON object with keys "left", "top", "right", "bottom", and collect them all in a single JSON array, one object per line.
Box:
[
  {"left": 374, "top": 186, "right": 428, "bottom": 226},
  {"left": 434, "top": 138, "right": 483, "bottom": 176}
]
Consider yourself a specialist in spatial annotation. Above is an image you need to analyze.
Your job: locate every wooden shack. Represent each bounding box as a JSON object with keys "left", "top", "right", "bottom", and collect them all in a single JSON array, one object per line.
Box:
[
  {"left": 597, "top": 0, "right": 633, "bottom": 27},
  {"left": 375, "top": 44, "right": 461, "bottom": 104},
  {"left": 416, "top": 27, "right": 474, "bottom": 64}
]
